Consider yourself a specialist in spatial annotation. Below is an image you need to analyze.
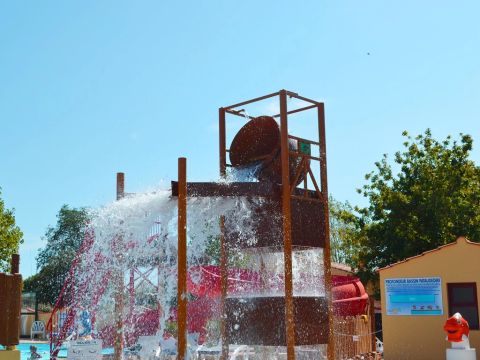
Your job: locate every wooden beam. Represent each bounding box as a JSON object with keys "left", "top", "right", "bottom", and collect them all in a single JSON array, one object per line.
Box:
[
  {"left": 279, "top": 90, "right": 296, "bottom": 360},
  {"left": 220, "top": 216, "right": 229, "bottom": 360},
  {"left": 318, "top": 103, "right": 335, "bottom": 360},
  {"left": 177, "top": 158, "right": 187, "bottom": 360},
  {"left": 171, "top": 181, "right": 277, "bottom": 198}
]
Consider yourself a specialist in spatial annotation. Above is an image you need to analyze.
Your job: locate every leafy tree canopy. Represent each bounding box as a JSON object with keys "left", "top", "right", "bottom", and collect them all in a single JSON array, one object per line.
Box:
[
  {"left": 24, "top": 205, "right": 89, "bottom": 305},
  {"left": 355, "top": 129, "right": 480, "bottom": 283},
  {"left": 0, "top": 188, "right": 23, "bottom": 272},
  {"left": 329, "top": 197, "right": 363, "bottom": 266}
]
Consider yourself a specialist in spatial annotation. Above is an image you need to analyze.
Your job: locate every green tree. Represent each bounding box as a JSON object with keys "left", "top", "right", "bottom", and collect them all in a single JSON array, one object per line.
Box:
[
  {"left": 0, "top": 189, "right": 23, "bottom": 272},
  {"left": 329, "top": 197, "right": 362, "bottom": 266},
  {"left": 356, "top": 129, "right": 480, "bottom": 283},
  {"left": 23, "top": 205, "right": 89, "bottom": 305}
]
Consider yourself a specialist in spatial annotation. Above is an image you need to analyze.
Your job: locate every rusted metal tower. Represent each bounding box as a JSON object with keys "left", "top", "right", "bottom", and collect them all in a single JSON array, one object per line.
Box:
[
  {"left": 173, "top": 90, "right": 333, "bottom": 360},
  {"left": 220, "top": 90, "right": 333, "bottom": 360}
]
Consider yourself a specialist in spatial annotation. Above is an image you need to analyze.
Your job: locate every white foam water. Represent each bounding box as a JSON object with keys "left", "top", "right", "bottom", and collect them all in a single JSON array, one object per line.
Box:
[{"left": 64, "top": 179, "right": 326, "bottom": 359}]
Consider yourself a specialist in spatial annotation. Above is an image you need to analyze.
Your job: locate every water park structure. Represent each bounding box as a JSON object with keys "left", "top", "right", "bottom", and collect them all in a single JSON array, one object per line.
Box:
[
  {"left": 173, "top": 89, "right": 334, "bottom": 359},
  {"left": 45, "top": 90, "right": 371, "bottom": 360}
]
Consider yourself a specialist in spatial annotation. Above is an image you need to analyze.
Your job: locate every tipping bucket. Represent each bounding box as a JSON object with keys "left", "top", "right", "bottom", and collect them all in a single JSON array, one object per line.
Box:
[{"left": 229, "top": 116, "right": 305, "bottom": 184}]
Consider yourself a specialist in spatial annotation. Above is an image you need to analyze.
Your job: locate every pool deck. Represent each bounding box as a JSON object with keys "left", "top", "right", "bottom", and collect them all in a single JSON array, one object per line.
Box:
[{"left": 19, "top": 340, "right": 49, "bottom": 344}]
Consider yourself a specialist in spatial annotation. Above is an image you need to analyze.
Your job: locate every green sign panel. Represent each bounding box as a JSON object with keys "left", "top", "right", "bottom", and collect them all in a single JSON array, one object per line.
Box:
[{"left": 299, "top": 141, "right": 311, "bottom": 156}]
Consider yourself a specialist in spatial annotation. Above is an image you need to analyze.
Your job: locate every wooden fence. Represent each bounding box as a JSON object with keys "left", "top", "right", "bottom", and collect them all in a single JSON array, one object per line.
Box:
[
  {"left": 333, "top": 315, "right": 377, "bottom": 360},
  {"left": 0, "top": 269, "right": 22, "bottom": 346}
]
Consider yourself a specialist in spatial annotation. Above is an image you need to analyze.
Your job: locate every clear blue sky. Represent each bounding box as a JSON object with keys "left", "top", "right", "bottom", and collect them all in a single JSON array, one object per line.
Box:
[{"left": 1, "top": 1, "right": 479, "bottom": 277}]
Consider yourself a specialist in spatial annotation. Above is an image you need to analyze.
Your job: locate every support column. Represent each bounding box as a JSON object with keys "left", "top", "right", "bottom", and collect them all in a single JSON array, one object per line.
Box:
[
  {"left": 11, "top": 254, "right": 19, "bottom": 274},
  {"left": 279, "top": 90, "right": 295, "bottom": 360},
  {"left": 219, "top": 107, "right": 227, "bottom": 177},
  {"left": 369, "top": 297, "right": 376, "bottom": 352},
  {"left": 318, "top": 104, "right": 335, "bottom": 360},
  {"left": 7, "top": 254, "right": 21, "bottom": 349},
  {"left": 177, "top": 158, "right": 187, "bottom": 360},
  {"left": 116, "top": 172, "right": 125, "bottom": 201},
  {"left": 220, "top": 216, "right": 229, "bottom": 360},
  {"left": 127, "top": 268, "right": 135, "bottom": 346},
  {"left": 114, "top": 172, "right": 125, "bottom": 360},
  {"left": 129, "top": 269, "right": 135, "bottom": 313}
]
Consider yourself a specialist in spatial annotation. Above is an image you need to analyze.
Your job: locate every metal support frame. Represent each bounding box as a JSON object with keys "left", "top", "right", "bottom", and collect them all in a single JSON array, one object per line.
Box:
[
  {"left": 177, "top": 158, "right": 188, "bottom": 360},
  {"left": 318, "top": 103, "right": 335, "bottom": 360},
  {"left": 219, "top": 108, "right": 227, "bottom": 177},
  {"left": 279, "top": 90, "right": 296, "bottom": 360},
  {"left": 219, "top": 90, "right": 335, "bottom": 359},
  {"left": 219, "top": 107, "right": 229, "bottom": 359},
  {"left": 220, "top": 216, "right": 229, "bottom": 360}
]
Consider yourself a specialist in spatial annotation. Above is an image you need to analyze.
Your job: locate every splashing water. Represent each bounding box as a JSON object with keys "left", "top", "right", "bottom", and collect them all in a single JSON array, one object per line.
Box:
[
  {"left": 57, "top": 174, "right": 326, "bottom": 359},
  {"left": 60, "top": 184, "right": 263, "bottom": 356}
]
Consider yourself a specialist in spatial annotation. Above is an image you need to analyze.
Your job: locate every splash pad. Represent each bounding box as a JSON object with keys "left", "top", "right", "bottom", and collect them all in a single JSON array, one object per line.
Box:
[{"left": 47, "top": 90, "right": 335, "bottom": 360}]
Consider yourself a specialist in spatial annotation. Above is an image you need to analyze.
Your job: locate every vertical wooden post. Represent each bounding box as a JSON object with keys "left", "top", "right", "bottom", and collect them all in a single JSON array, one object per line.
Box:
[
  {"left": 157, "top": 262, "right": 163, "bottom": 330},
  {"left": 10, "top": 254, "right": 20, "bottom": 346},
  {"left": 317, "top": 104, "right": 335, "bottom": 360},
  {"left": 219, "top": 107, "right": 227, "bottom": 177},
  {"left": 114, "top": 172, "right": 125, "bottom": 360},
  {"left": 6, "top": 254, "right": 21, "bottom": 348},
  {"left": 129, "top": 269, "right": 135, "bottom": 311},
  {"left": 116, "top": 172, "right": 125, "bottom": 201},
  {"left": 369, "top": 297, "right": 376, "bottom": 353},
  {"left": 177, "top": 158, "right": 188, "bottom": 360},
  {"left": 219, "top": 107, "right": 228, "bottom": 357},
  {"left": 11, "top": 254, "right": 19, "bottom": 274},
  {"left": 279, "top": 90, "right": 296, "bottom": 360},
  {"left": 220, "top": 216, "right": 229, "bottom": 360},
  {"left": 127, "top": 268, "right": 135, "bottom": 345},
  {"left": 35, "top": 293, "right": 39, "bottom": 322},
  {"left": 0, "top": 274, "right": 6, "bottom": 345}
]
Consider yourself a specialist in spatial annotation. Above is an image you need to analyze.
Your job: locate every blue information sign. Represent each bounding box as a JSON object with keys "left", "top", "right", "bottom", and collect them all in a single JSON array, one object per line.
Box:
[{"left": 385, "top": 277, "right": 443, "bottom": 316}]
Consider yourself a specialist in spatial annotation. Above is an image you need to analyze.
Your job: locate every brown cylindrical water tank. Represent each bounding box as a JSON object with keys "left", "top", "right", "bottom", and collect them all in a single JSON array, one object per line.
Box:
[
  {"left": 229, "top": 116, "right": 304, "bottom": 184},
  {"left": 0, "top": 273, "right": 22, "bottom": 346}
]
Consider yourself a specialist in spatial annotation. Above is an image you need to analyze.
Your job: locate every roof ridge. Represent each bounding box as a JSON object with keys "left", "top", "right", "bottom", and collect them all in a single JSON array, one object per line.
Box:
[{"left": 378, "top": 236, "right": 478, "bottom": 271}]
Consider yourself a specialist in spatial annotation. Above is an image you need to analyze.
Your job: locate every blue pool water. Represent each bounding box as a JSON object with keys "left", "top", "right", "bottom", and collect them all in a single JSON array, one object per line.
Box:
[
  {"left": 1, "top": 343, "right": 51, "bottom": 360},
  {"left": 2, "top": 343, "right": 113, "bottom": 359}
]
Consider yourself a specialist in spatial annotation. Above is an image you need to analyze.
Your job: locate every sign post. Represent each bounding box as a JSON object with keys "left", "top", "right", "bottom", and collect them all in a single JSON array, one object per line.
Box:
[{"left": 68, "top": 340, "right": 102, "bottom": 360}]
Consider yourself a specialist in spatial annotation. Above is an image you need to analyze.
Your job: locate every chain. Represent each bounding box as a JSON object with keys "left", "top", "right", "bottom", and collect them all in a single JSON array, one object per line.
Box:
[{"left": 333, "top": 329, "right": 383, "bottom": 337}]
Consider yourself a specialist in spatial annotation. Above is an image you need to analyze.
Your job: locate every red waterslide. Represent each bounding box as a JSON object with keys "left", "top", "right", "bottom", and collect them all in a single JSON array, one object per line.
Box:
[
  {"left": 186, "top": 266, "right": 368, "bottom": 313},
  {"left": 331, "top": 275, "right": 369, "bottom": 316}
]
